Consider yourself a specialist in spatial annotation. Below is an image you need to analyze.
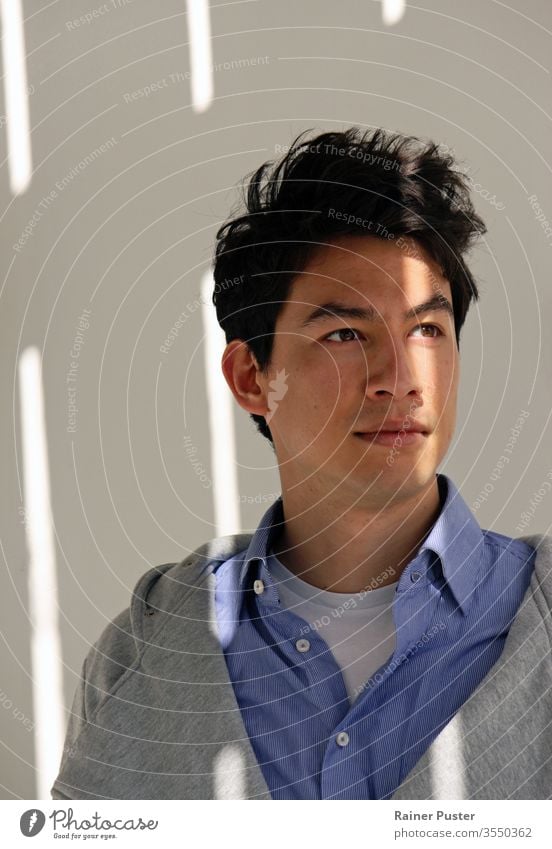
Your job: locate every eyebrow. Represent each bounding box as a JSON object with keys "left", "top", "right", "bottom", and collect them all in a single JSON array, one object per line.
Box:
[{"left": 298, "top": 294, "right": 454, "bottom": 328}]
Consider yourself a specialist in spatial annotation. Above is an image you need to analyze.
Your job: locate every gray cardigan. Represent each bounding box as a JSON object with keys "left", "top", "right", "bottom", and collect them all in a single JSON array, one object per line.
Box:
[{"left": 51, "top": 531, "right": 552, "bottom": 800}]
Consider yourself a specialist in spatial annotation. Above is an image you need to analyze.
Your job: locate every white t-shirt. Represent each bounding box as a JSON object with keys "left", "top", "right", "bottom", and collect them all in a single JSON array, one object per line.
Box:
[{"left": 267, "top": 551, "right": 399, "bottom": 706}]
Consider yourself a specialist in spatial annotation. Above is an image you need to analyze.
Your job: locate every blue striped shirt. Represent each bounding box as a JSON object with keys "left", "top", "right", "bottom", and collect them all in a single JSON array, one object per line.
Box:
[{"left": 214, "top": 474, "right": 536, "bottom": 799}]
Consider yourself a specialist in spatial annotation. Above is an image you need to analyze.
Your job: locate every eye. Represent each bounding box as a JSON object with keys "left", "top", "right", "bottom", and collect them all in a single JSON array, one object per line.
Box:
[
  {"left": 411, "top": 323, "right": 444, "bottom": 339},
  {"left": 324, "top": 327, "right": 363, "bottom": 343}
]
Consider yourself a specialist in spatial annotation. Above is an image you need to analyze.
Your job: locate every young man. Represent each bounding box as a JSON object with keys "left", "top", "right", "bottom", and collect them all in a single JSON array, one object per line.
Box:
[{"left": 52, "top": 128, "right": 552, "bottom": 801}]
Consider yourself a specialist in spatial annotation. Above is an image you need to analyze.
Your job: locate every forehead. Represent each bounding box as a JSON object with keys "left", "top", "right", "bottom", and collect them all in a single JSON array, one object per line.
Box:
[{"left": 282, "top": 234, "right": 451, "bottom": 314}]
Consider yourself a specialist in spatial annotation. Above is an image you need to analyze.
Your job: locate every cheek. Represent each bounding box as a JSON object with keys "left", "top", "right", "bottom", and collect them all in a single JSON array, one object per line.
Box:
[
  {"left": 288, "top": 347, "right": 349, "bottom": 402},
  {"left": 285, "top": 368, "right": 342, "bottom": 417},
  {"left": 275, "top": 362, "right": 360, "bottom": 442},
  {"left": 431, "top": 375, "right": 458, "bottom": 438},
  {"left": 426, "top": 345, "right": 458, "bottom": 394}
]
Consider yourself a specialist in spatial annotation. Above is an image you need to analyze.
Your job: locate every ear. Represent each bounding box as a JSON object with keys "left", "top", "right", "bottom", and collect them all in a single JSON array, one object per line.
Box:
[{"left": 221, "top": 340, "right": 269, "bottom": 418}]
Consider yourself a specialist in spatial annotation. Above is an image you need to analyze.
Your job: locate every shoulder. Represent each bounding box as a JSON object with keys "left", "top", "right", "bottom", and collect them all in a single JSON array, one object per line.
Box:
[
  {"left": 76, "top": 532, "right": 254, "bottom": 722},
  {"left": 53, "top": 532, "right": 253, "bottom": 795},
  {"left": 481, "top": 529, "right": 538, "bottom": 562},
  {"left": 133, "top": 531, "right": 253, "bottom": 617},
  {"left": 510, "top": 532, "right": 552, "bottom": 624},
  {"left": 515, "top": 531, "right": 552, "bottom": 591},
  {"left": 478, "top": 531, "right": 552, "bottom": 617}
]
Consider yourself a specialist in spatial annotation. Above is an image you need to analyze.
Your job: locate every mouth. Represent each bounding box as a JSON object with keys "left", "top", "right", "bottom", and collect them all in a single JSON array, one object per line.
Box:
[{"left": 354, "top": 430, "right": 428, "bottom": 446}]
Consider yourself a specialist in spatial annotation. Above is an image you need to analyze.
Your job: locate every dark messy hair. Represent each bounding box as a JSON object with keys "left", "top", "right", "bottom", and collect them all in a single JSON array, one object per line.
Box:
[{"left": 212, "top": 126, "right": 487, "bottom": 446}]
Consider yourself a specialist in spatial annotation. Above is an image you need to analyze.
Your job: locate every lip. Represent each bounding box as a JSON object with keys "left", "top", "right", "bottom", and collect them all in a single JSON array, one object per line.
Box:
[
  {"left": 359, "top": 419, "right": 428, "bottom": 433},
  {"left": 355, "top": 430, "right": 428, "bottom": 446}
]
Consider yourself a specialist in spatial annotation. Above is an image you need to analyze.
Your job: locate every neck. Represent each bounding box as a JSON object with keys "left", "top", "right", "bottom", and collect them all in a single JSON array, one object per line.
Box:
[{"left": 271, "top": 476, "right": 442, "bottom": 594}]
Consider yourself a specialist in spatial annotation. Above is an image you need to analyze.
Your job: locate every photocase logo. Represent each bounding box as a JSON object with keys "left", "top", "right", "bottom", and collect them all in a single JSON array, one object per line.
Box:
[
  {"left": 266, "top": 368, "right": 289, "bottom": 424},
  {"left": 20, "top": 809, "right": 45, "bottom": 836}
]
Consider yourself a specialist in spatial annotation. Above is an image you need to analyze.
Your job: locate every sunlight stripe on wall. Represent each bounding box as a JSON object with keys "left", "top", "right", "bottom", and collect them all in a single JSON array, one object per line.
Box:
[
  {"left": 382, "top": 0, "right": 406, "bottom": 27},
  {"left": 186, "top": 0, "right": 214, "bottom": 113},
  {"left": 0, "top": 0, "right": 32, "bottom": 194},
  {"left": 201, "top": 271, "right": 241, "bottom": 536},
  {"left": 18, "top": 347, "right": 64, "bottom": 798}
]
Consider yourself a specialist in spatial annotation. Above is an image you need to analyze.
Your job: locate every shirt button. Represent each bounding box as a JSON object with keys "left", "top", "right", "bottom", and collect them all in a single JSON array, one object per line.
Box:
[
  {"left": 336, "top": 731, "right": 350, "bottom": 747},
  {"left": 253, "top": 579, "right": 265, "bottom": 595},
  {"left": 411, "top": 571, "right": 422, "bottom": 582},
  {"left": 295, "top": 638, "right": 311, "bottom": 652}
]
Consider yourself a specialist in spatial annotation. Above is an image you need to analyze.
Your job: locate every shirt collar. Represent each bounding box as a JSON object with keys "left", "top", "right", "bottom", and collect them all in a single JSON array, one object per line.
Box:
[
  {"left": 238, "top": 496, "right": 286, "bottom": 590},
  {"left": 238, "top": 474, "right": 484, "bottom": 615},
  {"left": 418, "top": 474, "right": 484, "bottom": 614}
]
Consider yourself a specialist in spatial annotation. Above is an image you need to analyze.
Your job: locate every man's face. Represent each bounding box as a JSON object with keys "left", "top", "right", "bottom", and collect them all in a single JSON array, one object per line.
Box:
[{"left": 262, "top": 233, "right": 460, "bottom": 504}]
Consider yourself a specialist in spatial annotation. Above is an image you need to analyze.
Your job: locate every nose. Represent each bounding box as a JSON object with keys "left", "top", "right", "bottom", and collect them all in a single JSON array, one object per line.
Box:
[{"left": 364, "top": 337, "right": 423, "bottom": 402}]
